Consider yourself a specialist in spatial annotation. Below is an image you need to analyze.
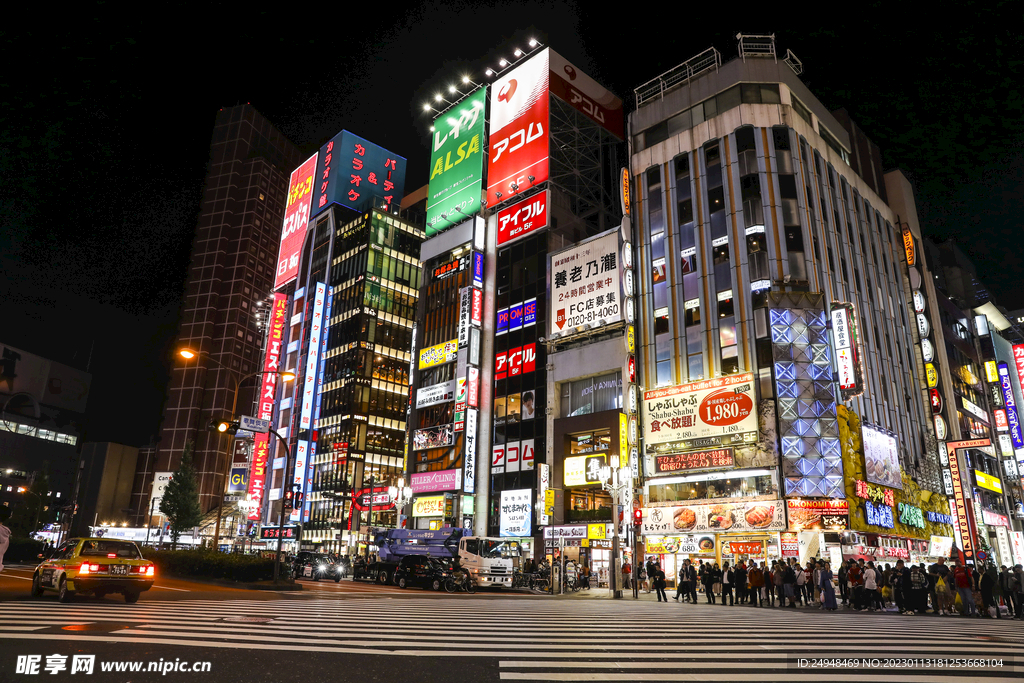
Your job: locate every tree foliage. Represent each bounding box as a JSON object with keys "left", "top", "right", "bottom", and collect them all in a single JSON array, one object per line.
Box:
[{"left": 159, "top": 440, "right": 201, "bottom": 549}]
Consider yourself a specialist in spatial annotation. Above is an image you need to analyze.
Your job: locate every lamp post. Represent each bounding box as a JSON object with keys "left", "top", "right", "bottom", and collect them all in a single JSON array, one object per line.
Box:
[
  {"left": 388, "top": 479, "right": 413, "bottom": 527},
  {"left": 599, "top": 464, "right": 629, "bottom": 599},
  {"left": 178, "top": 347, "right": 294, "bottom": 551},
  {"left": 268, "top": 426, "right": 298, "bottom": 584}
]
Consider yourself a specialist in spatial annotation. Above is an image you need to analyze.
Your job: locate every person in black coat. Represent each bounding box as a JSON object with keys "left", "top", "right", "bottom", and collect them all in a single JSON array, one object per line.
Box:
[
  {"left": 653, "top": 563, "right": 668, "bottom": 602},
  {"left": 721, "top": 562, "right": 735, "bottom": 606},
  {"left": 702, "top": 562, "right": 717, "bottom": 603},
  {"left": 734, "top": 561, "right": 748, "bottom": 604}
]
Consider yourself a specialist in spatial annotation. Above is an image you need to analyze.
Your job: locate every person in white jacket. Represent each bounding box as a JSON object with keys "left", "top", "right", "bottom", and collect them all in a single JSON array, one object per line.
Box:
[
  {"left": 863, "top": 561, "right": 882, "bottom": 611},
  {"left": 0, "top": 507, "right": 11, "bottom": 573}
]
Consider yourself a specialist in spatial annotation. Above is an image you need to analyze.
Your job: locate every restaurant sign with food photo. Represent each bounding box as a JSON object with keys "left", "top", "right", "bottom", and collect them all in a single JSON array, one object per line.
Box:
[
  {"left": 641, "top": 500, "right": 785, "bottom": 535},
  {"left": 862, "top": 422, "right": 902, "bottom": 490},
  {"left": 645, "top": 535, "right": 715, "bottom": 554},
  {"left": 785, "top": 498, "right": 849, "bottom": 530},
  {"left": 642, "top": 373, "right": 758, "bottom": 451}
]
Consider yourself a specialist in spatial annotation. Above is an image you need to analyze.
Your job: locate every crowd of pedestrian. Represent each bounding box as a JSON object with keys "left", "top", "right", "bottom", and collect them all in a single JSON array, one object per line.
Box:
[{"left": 646, "top": 553, "right": 1023, "bottom": 618}]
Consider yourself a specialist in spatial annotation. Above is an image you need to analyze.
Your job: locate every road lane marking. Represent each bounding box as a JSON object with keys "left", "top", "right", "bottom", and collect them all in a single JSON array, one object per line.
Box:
[{"left": 152, "top": 585, "right": 191, "bottom": 591}]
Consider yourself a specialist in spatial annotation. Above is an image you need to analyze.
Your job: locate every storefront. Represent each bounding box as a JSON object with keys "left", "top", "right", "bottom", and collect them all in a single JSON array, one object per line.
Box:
[
  {"left": 551, "top": 408, "right": 625, "bottom": 529},
  {"left": 841, "top": 531, "right": 913, "bottom": 565},
  {"left": 784, "top": 498, "right": 850, "bottom": 566},
  {"left": 543, "top": 524, "right": 617, "bottom": 585},
  {"left": 640, "top": 499, "right": 787, "bottom": 577},
  {"left": 411, "top": 494, "right": 447, "bottom": 530}
]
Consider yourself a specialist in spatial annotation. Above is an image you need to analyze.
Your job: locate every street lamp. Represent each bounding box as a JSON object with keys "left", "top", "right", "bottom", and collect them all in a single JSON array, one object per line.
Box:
[
  {"left": 599, "top": 464, "right": 630, "bottom": 599},
  {"left": 388, "top": 478, "right": 413, "bottom": 524},
  {"left": 177, "top": 347, "right": 294, "bottom": 549},
  {"left": 237, "top": 496, "right": 260, "bottom": 552}
]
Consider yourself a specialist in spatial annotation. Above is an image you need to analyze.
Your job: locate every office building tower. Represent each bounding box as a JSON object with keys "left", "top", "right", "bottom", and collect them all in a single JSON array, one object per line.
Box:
[{"left": 134, "top": 104, "right": 301, "bottom": 525}]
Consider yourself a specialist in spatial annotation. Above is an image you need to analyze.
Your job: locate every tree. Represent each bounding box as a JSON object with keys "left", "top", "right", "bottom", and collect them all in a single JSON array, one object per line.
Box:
[{"left": 159, "top": 440, "right": 202, "bottom": 550}]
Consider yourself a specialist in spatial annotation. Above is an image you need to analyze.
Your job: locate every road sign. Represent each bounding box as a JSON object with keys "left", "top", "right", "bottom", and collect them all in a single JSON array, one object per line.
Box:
[
  {"left": 240, "top": 415, "right": 270, "bottom": 433},
  {"left": 224, "top": 495, "right": 242, "bottom": 503}
]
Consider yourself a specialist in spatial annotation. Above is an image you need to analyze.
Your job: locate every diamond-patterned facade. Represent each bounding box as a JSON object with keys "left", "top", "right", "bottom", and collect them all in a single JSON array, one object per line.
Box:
[{"left": 769, "top": 292, "right": 845, "bottom": 498}]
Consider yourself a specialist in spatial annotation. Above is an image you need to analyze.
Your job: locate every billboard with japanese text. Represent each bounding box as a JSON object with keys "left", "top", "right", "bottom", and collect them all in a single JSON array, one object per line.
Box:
[
  {"left": 275, "top": 153, "right": 318, "bottom": 290},
  {"left": 299, "top": 283, "right": 327, "bottom": 430},
  {"left": 487, "top": 49, "right": 549, "bottom": 206},
  {"left": 548, "top": 49, "right": 624, "bottom": 140},
  {"left": 248, "top": 292, "right": 288, "bottom": 520},
  {"left": 427, "top": 87, "right": 486, "bottom": 236},
  {"left": 642, "top": 373, "right": 757, "bottom": 452},
  {"left": 500, "top": 489, "right": 533, "bottom": 537},
  {"left": 311, "top": 130, "right": 406, "bottom": 216},
  {"left": 550, "top": 232, "right": 621, "bottom": 335},
  {"left": 497, "top": 191, "right": 548, "bottom": 246}
]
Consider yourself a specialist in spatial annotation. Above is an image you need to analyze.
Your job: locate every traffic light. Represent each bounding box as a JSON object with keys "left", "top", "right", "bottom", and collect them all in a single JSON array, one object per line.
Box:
[
  {"left": 632, "top": 508, "right": 642, "bottom": 526},
  {"left": 283, "top": 489, "right": 293, "bottom": 510},
  {"left": 294, "top": 490, "right": 304, "bottom": 507},
  {"left": 208, "top": 418, "right": 239, "bottom": 435}
]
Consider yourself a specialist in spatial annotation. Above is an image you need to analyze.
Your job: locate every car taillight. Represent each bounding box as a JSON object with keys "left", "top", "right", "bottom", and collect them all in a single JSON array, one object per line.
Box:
[
  {"left": 145, "top": 565, "right": 155, "bottom": 576},
  {"left": 79, "top": 563, "right": 100, "bottom": 574}
]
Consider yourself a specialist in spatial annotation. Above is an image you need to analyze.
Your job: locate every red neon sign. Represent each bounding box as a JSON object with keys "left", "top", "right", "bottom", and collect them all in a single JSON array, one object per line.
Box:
[
  {"left": 247, "top": 292, "right": 288, "bottom": 520},
  {"left": 275, "top": 153, "right": 319, "bottom": 290},
  {"left": 487, "top": 50, "right": 550, "bottom": 206}
]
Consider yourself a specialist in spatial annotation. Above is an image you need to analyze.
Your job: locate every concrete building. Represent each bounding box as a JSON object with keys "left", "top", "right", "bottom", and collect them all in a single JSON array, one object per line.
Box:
[
  {"left": 133, "top": 104, "right": 302, "bottom": 525},
  {"left": 628, "top": 34, "right": 953, "bottom": 570}
]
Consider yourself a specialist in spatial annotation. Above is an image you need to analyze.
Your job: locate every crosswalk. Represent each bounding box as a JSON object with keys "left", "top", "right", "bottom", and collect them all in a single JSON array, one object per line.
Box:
[{"left": 0, "top": 598, "right": 1021, "bottom": 681}]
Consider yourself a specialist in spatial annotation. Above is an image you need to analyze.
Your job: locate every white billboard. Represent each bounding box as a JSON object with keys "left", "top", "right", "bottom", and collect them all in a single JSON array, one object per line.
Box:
[
  {"left": 550, "top": 232, "right": 621, "bottom": 336},
  {"left": 416, "top": 380, "right": 456, "bottom": 409},
  {"left": 862, "top": 422, "right": 902, "bottom": 490},
  {"left": 642, "top": 373, "right": 758, "bottom": 451},
  {"left": 499, "top": 489, "right": 533, "bottom": 538},
  {"left": 150, "top": 472, "right": 173, "bottom": 509}
]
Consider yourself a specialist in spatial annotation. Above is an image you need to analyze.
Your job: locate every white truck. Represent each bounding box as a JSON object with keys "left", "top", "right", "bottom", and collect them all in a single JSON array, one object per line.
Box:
[{"left": 368, "top": 527, "right": 518, "bottom": 588}]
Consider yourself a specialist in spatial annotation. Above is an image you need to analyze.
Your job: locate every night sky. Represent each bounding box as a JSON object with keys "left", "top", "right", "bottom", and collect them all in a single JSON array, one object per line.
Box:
[{"left": 2, "top": 2, "right": 1020, "bottom": 447}]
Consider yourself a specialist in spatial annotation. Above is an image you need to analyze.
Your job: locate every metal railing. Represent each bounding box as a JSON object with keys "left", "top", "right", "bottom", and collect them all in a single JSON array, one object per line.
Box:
[
  {"left": 634, "top": 47, "right": 722, "bottom": 107},
  {"left": 783, "top": 49, "right": 804, "bottom": 75},
  {"left": 736, "top": 33, "right": 777, "bottom": 60}
]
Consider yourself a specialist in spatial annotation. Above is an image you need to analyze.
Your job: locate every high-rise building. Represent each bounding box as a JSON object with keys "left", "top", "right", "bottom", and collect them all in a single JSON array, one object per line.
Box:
[
  {"left": 406, "top": 44, "right": 630, "bottom": 584},
  {"left": 132, "top": 104, "right": 301, "bottom": 526},
  {"left": 254, "top": 129, "right": 418, "bottom": 554},
  {"left": 629, "top": 34, "right": 956, "bottom": 569}
]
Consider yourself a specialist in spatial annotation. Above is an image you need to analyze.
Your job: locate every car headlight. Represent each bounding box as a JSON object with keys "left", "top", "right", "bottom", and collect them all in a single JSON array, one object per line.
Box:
[{"left": 318, "top": 564, "right": 327, "bottom": 571}]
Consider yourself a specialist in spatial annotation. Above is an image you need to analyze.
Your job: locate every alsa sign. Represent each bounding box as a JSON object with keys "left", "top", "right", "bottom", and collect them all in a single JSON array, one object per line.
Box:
[{"left": 497, "top": 191, "right": 548, "bottom": 246}]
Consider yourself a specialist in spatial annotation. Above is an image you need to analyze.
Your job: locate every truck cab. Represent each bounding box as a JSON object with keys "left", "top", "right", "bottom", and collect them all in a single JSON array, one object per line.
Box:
[
  {"left": 371, "top": 528, "right": 518, "bottom": 589},
  {"left": 458, "top": 537, "right": 518, "bottom": 588}
]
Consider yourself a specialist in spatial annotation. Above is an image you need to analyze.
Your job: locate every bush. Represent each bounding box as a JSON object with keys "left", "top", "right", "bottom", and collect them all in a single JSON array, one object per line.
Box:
[
  {"left": 141, "top": 549, "right": 279, "bottom": 583},
  {"left": 4, "top": 537, "right": 47, "bottom": 564}
]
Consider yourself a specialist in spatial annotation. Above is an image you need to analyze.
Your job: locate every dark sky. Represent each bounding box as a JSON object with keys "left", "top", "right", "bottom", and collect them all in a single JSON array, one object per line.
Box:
[{"left": 1, "top": 1, "right": 1021, "bottom": 446}]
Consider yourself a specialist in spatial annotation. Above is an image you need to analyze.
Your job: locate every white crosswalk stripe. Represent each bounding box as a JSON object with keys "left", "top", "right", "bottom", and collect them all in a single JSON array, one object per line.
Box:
[{"left": 0, "top": 599, "right": 1021, "bottom": 680}]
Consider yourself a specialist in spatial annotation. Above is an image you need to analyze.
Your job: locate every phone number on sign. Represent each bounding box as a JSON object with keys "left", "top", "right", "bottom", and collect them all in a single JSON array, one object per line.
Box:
[
  {"left": 796, "top": 658, "right": 1008, "bottom": 669},
  {"left": 561, "top": 305, "right": 618, "bottom": 329}
]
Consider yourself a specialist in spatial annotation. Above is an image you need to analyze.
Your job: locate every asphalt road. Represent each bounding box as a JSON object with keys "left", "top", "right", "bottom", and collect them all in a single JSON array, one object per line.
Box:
[{"left": 1, "top": 565, "right": 1022, "bottom": 682}]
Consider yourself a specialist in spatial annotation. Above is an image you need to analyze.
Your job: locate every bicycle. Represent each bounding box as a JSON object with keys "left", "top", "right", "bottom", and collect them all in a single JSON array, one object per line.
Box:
[{"left": 445, "top": 569, "right": 476, "bottom": 594}]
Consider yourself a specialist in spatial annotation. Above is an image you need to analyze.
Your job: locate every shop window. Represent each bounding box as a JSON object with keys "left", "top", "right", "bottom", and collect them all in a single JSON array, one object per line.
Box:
[
  {"left": 648, "top": 471, "right": 777, "bottom": 503},
  {"left": 688, "top": 353, "right": 703, "bottom": 381},
  {"left": 656, "top": 360, "right": 673, "bottom": 387},
  {"left": 562, "top": 372, "right": 622, "bottom": 417}
]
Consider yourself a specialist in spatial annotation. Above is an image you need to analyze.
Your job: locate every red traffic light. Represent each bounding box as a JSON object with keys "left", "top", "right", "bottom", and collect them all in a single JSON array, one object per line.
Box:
[{"left": 632, "top": 508, "right": 643, "bottom": 525}]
